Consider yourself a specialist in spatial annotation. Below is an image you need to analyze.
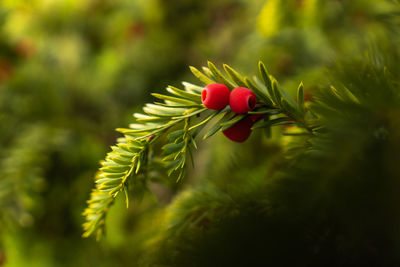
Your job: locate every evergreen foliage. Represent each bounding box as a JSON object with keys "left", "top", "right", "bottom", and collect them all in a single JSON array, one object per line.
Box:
[
  {"left": 1, "top": 0, "right": 400, "bottom": 266},
  {"left": 139, "top": 56, "right": 400, "bottom": 267},
  {"left": 0, "top": 125, "right": 61, "bottom": 228},
  {"left": 82, "top": 61, "right": 313, "bottom": 240}
]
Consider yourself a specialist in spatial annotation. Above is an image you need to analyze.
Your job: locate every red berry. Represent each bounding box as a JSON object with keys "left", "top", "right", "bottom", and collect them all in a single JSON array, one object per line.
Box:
[
  {"left": 229, "top": 87, "right": 257, "bottom": 114},
  {"left": 250, "top": 114, "right": 263, "bottom": 121},
  {"left": 223, "top": 117, "right": 253, "bottom": 143},
  {"left": 201, "top": 83, "right": 230, "bottom": 110}
]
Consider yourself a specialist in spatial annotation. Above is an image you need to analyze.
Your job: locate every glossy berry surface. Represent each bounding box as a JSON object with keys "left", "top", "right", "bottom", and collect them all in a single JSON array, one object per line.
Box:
[
  {"left": 229, "top": 87, "right": 256, "bottom": 114},
  {"left": 201, "top": 83, "right": 230, "bottom": 110},
  {"left": 223, "top": 117, "right": 253, "bottom": 143}
]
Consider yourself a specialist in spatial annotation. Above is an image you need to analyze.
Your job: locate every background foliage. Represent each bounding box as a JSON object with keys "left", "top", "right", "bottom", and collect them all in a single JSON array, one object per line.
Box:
[{"left": 0, "top": 0, "right": 400, "bottom": 266}]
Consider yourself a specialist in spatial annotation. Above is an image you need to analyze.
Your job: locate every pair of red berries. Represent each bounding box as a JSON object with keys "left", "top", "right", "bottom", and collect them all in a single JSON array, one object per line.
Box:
[{"left": 201, "top": 83, "right": 257, "bottom": 142}]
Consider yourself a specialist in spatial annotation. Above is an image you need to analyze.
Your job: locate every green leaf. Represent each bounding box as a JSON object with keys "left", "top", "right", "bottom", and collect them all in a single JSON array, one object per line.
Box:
[
  {"left": 188, "top": 111, "right": 218, "bottom": 131},
  {"left": 220, "top": 114, "right": 247, "bottom": 131},
  {"left": 190, "top": 136, "right": 198, "bottom": 149},
  {"left": 247, "top": 108, "right": 279, "bottom": 115},
  {"left": 133, "top": 113, "right": 168, "bottom": 123},
  {"left": 244, "top": 77, "right": 273, "bottom": 106},
  {"left": 181, "top": 82, "right": 203, "bottom": 94},
  {"left": 143, "top": 104, "right": 187, "bottom": 117},
  {"left": 207, "top": 61, "right": 236, "bottom": 89},
  {"left": 297, "top": 82, "right": 305, "bottom": 114},
  {"left": 330, "top": 85, "right": 360, "bottom": 104},
  {"left": 278, "top": 84, "right": 297, "bottom": 108},
  {"left": 271, "top": 79, "right": 282, "bottom": 106},
  {"left": 97, "top": 172, "right": 127, "bottom": 179},
  {"left": 258, "top": 61, "right": 280, "bottom": 104},
  {"left": 163, "top": 152, "right": 179, "bottom": 161},
  {"left": 100, "top": 165, "right": 131, "bottom": 173},
  {"left": 95, "top": 178, "right": 122, "bottom": 186},
  {"left": 163, "top": 142, "right": 185, "bottom": 154},
  {"left": 133, "top": 122, "right": 184, "bottom": 140},
  {"left": 252, "top": 117, "right": 293, "bottom": 129},
  {"left": 119, "top": 142, "right": 144, "bottom": 153},
  {"left": 124, "top": 186, "right": 129, "bottom": 209},
  {"left": 128, "top": 122, "right": 163, "bottom": 130},
  {"left": 107, "top": 155, "right": 132, "bottom": 165},
  {"left": 281, "top": 99, "right": 300, "bottom": 119},
  {"left": 166, "top": 86, "right": 202, "bottom": 103},
  {"left": 203, "top": 112, "right": 233, "bottom": 139},
  {"left": 155, "top": 102, "right": 203, "bottom": 109},
  {"left": 189, "top": 66, "right": 215, "bottom": 85},
  {"left": 83, "top": 138, "right": 149, "bottom": 239},
  {"left": 172, "top": 107, "right": 207, "bottom": 119},
  {"left": 168, "top": 129, "right": 185, "bottom": 142},
  {"left": 201, "top": 67, "right": 216, "bottom": 80},
  {"left": 118, "top": 124, "right": 164, "bottom": 134},
  {"left": 152, "top": 93, "right": 199, "bottom": 106},
  {"left": 258, "top": 61, "right": 274, "bottom": 99},
  {"left": 110, "top": 146, "right": 135, "bottom": 157},
  {"left": 223, "top": 64, "right": 247, "bottom": 87}
]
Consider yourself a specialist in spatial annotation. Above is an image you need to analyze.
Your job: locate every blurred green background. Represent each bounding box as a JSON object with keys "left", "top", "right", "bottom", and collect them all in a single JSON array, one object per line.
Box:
[{"left": 0, "top": 0, "right": 399, "bottom": 266}]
